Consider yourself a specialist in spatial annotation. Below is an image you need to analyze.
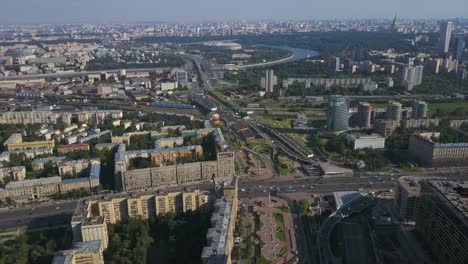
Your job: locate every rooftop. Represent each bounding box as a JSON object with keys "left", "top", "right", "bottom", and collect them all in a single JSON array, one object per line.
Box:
[
  {"left": 347, "top": 133, "right": 384, "bottom": 140},
  {"left": 201, "top": 198, "right": 234, "bottom": 260},
  {"left": 429, "top": 180, "right": 468, "bottom": 220},
  {"left": 52, "top": 241, "right": 102, "bottom": 264},
  {"left": 398, "top": 176, "right": 421, "bottom": 196}
]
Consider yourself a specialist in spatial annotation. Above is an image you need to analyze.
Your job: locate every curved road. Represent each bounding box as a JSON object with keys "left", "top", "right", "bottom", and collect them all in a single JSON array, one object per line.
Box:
[{"left": 215, "top": 46, "right": 320, "bottom": 70}]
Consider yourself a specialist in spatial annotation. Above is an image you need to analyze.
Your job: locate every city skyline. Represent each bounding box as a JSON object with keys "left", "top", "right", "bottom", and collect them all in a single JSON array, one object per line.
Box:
[{"left": 1, "top": 0, "right": 468, "bottom": 24}]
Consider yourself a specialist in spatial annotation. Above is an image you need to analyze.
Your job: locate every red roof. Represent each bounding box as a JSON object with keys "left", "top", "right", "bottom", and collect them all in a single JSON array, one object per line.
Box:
[
  {"left": 239, "top": 129, "right": 255, "bottom": 140},
  {"left": 233, "top": 121, "right": 248, "bottom": 131},
  {"left": 58, "top": 143, "right": 89, "bottom": 149}
]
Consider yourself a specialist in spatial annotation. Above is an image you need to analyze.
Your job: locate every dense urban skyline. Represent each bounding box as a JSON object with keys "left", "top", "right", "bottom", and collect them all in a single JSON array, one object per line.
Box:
[{"left": 1, "top": 0, "right": 468, "bottom": 24}]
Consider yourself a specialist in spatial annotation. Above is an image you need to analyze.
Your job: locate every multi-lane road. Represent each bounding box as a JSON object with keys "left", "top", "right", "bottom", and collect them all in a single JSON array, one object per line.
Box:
[
  {"left": 0, "top": 175, "right": 395, "bottom": 230},
  {"left": 0, "top": 200, "right": 77, "bottom": 230}
]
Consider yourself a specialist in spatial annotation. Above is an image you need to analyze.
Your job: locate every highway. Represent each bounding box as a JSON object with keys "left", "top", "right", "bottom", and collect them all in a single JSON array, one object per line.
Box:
[
  {"left": 0, "top": 175, "right": 394, "bottom": 231},
  {"left": 212, "top": 46, "right": 320, "bottom": 70},
  {"left": 0, "top": 200, "right": 77, "bottom": 230}
]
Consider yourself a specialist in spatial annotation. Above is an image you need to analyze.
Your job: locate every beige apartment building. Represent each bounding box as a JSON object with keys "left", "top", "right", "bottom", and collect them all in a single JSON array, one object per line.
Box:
[
  {"left": 0, "top": 160, "right": 101, "bottom": 201},
  {"left": 3, "top": 133, "right": 55, "bottom": 151},
  {"left": 373, "top": 119, "right": 399, "bottom": 138},
  {"left": 79, "top": 217, "right": 109, "bottom": 249},
  {"left": 52, "top": 241, "right": 104, "bottom": 264},
  {"left": 0, "top": 110, "right": 123, "bottom": 125},
  {"left": 202, "top": 178, "right": 238, "bottom": 264},
  {"left": 0, "top": 176, "right": 61, "bottom": 200},
  {"left": 120, "top": 151, "right": 235, "bottom": 192},
  {"left": 71, "top": 189, "right": 209, "bottom": 250},
  {"left": 0, "top": 166, "right": 26, "bottom": 182}
]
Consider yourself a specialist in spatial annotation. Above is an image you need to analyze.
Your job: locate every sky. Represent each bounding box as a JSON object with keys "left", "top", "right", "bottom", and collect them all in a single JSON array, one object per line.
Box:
[{"left": 2, "top": 0, "right": 468, "bottom": 24}]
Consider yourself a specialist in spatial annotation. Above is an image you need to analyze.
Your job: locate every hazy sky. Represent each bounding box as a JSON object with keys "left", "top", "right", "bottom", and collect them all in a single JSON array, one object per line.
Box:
[{"left": 2, "top": 0, "right": 468, "bottom": 24}]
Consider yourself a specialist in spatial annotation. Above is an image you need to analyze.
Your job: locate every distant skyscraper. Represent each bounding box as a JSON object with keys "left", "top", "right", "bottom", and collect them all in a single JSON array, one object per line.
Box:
[
  {"left": 326, "top": 95, "right": 349, "bottom": 132},
  {"left": 402, "top": 65, "right": 423, "bottom": 91},
  {"left": 387, "top": 101, "right": 402, "bottom": 124},
  {"left": 261, "top": 69, "right": 277, "bottom": 93},
  {"left": 176, "top": 70, "right": 188, "bottom": 86},
  {"left": 456, "top": 37, "right": 465, "bottom": 61},
  {"left": 414, "top": 65, "right": 424, "bottom": 85},
  {"left": 412, "top": 100, "right": 428, "bottom": 119},
  {"left": 458, "top": 68, "right": 468, "bottom": 80},
  {"left": 390, "top": 14, "right": 398, "bottom": 32},
  {"left": 357, "top": 102, "right": 372, "bottom": 128},
  {"left": 328, "top": 56, "right": 340, "bottom": 72},
  {"left": 439, "top": 21, "right": 453, "bottom": 55}
]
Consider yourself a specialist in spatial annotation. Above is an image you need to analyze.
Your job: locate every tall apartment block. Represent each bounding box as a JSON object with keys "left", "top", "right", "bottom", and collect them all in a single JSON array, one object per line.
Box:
[{"left": 415, "top": 180, "right": 468, "bottom": 264}]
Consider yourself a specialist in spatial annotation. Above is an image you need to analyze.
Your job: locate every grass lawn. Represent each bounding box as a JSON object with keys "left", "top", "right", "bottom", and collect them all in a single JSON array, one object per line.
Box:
[
  {"left": 278, "top": 155, "right": 295, "bottom": 175},
  {"left": 368, "top": 101, "right": 468, "bottom": 115},
  {"left": 277, "top": 247, "right": 287, "bottom": 257},
  {"left": 254, "top": 115, "right": 292, "bottom": 129},
  {"left": 273, "top": 212, "right": 284, "bottom": 223},
  {"left": 427, "top": 102, "right": 468, "bottom": 114},
  {"left": 286, "top": 133, "right": 308, "bottom": 146},
  {"left": 403, "top": 165, "right": 423, "bottom": 173},
  {"left": 275, "top": 227, "right": 286, "bottom": 241},
  {"left": 246, "top": 138, "right": 269, "bottom": 149}
]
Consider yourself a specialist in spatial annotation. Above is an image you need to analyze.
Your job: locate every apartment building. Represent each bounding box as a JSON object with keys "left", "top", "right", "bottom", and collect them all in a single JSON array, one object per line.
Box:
[
  {"left": 0, "top": 166, "right": 26, "bottom": 182},
  {"left": 120, "top": 151, "right": 235, "bottom": 192},
  {"left": 394, "top": 176, "right": 421, "bottom": 221},
  {"left": 401, "top": 118, "right": 440, "bottom": 129},
  {"left": 408, "top": 133, "right": 468, "bottom": 166},
  {"left": 415, "top": 180, "right": 468, "bottom": 264},
  {"left": 57, "top": 144, "right": 90, "bottom": 154},
  {"left": 71, "top": 189, "right": 209, "bottom": 250},
  {"left": 154, "top": 137, "right": 184, "bottom": 149},
  {"left": 3, "top": 133, "right": 55, "bottom": 151},
  {"left": 0, "top": 160, "right": 101, "bottom": 201},
  {"left": 202, "top": 178, "right": 238, "bottom": 264},
  {"left": 52, "top": 241, "right": 104, "bottom": 264},
  {"left": 0, "top": 176, "right": 61, "bottom": 200},
  {"left": 0, "top": 110, "right": 123, "bottom": 125}
]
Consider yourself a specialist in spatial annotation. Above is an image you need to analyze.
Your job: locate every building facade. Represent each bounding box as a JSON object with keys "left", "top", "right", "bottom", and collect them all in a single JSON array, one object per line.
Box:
[
  {"left": 374, "top": 119, "right": 399, "bottom": 138},
  {"left": 412, "top": 100, "right": 428, "bottom": 119},
  {"left": 3, "top": 133, "right": 55, "bottom": 151},
  {"left": 326, "top": 95, "right": 349, "bottom": 132},
  {"left": 394, "top": 176, "right": 421, "bottom": 221},
  {"left": 52, "top": 241, "right": 104, "bottom": 264},
  {"left": 120, "top": 151, "right": 235, "bottom": 192},
  {"left": 202, "top": 178, "right": 238, "bottom": 264},
  {"left": 71, "top": 189, "right": 210, "bottom": 250},
  {"left": 415, "top": 180, "right": 468, "bottom": 264},
  {"left": 401, "top": 118, "right": 440, "bottom": 129},
  {"left": 439, "top": 21, "right": 453, "bottom": 55},
  {"left": 386, "top": 101, "right": 402, "bottom": 124},
  {"left": 408, "top": 133, "right": 468, "bottom": 166},
  {"left": 345, "top": 133, "right": 385, "bottom": 150},
  {"left": 357, "top": 102, "right": 372, "bottom": 128}
]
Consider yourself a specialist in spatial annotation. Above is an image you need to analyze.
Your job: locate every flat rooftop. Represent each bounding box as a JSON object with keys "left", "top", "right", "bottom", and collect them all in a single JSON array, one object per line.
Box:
[{"left": 429, "top": 180, "right": 468, "bottom": 220}]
